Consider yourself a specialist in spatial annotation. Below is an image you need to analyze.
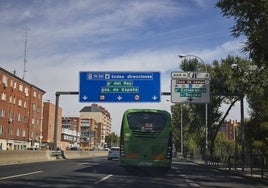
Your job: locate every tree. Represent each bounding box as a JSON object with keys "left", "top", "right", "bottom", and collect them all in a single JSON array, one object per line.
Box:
[
  {"left": 172, "top": 56, "right": 252, "bottom": 156},
  {"left": 105, "top": 132, "right": 119, "bottom": 148},
  {"left": 208, "top": 55, "right": 259, "bottom": 155},
  {"left": 217, "top": 0, "right": 268, "bottom": 153},
  {"left": 214, "top": 132, "right": 236, "bottom": 158},
  {"left": 216, "top": 0, "right": 268, "bottom": 68},
  {"left": 216, "top": 0, "right": 268, "bottom": 121}
]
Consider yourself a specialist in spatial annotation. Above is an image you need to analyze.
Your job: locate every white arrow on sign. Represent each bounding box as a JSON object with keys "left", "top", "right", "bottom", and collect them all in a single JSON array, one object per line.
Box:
[
  {"left": 117, "top": 95, "right": 123, "bottom": 100},
  {"left": 152, "top": 95, "right": 158, "bottom": 100},
  {"left": 82, "top": 95, "right": 88, "bottom": 100}
]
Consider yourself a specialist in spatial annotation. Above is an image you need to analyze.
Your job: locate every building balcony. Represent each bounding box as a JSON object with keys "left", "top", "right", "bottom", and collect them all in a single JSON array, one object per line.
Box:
[{"left": 62, "top": 128, "right": 80, "bottom": 137}]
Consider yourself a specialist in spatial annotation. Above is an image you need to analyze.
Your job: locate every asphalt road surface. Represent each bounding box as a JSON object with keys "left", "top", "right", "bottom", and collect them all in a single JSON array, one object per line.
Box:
[{"left": 0, "top": 157, "right": 267, "bottom": 187}]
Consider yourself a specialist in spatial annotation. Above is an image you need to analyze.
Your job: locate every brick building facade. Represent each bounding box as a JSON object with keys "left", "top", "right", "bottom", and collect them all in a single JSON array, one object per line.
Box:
[
  {"left": 42, "top": 102, "right": 62, "bottom": 149},
  {"left": 0, "top": 67, "right": 45, "bottom": 150},
  {"left": 0, "top": 67, "right": 113, "bottom": 151},
  {"left": 219, "top": 120, "right": 239, "bottom": 140}
]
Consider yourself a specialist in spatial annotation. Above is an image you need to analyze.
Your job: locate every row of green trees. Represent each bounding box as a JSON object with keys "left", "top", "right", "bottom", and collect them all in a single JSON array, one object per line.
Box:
[{"left": 172, "top": 0, "right": 268, "bottom": 158}]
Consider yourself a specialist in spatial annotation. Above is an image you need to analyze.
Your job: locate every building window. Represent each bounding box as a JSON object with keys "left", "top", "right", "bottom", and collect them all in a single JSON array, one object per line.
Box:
[
  {"left": 22, "top": 130, "right": 26, "bottom": 137},
  {"left": 1, "top": 92, "right": 6, "bottom": 101},
  {"left": 2, "top": 75, "right": 7, "bottom": 87},
  {"left": 32, "top": 104, "right": 36, "bottom": 111},
  {"left": 23, "top": 115, "right": 27, "bottom": 123},
  {"left": 0, "top": 108, "right": 4, "bottom": 117},
  {"left": 18, "top": 114, "right": 21, "bottom": 121},
  {"left": 10, "top": 79, "right": 13, "bottom": 87},
  {"left": 33, "top": 91, "right": 37, "bottom": 97},
  {"left": 24, "top": 101, "right": 27, "bottom": 108},
  {"left": 24, "top": 87, "right": 29, "bottom": 97},
  {"left": 8, "top": 128, "right": 13, "bottom": 135},
  {"left": 0, "top": 126, "right": 3, "bottom": 134},
  {"left": 19, "top": 84, "right": 23, "bottom": 92},
  {"left": 13, "top": 82, "right": 17, "bottom": 89},
  {"left": 16, "top": 129, "right": 20, "bottom": 136},
  {"left": 18, "top": 99, "right": 22, "bottom": 107}
]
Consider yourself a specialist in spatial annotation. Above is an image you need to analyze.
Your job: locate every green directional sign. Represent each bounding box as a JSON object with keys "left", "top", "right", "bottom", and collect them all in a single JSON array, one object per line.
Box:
[{"left": 171, "top": 71, "right": 210, "bottom": 103}]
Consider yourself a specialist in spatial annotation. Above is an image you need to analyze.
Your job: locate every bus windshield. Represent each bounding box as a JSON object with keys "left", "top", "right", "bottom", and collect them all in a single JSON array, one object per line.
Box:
[{"left": 127, "top": 112, "right": 167, "bottom": 131}]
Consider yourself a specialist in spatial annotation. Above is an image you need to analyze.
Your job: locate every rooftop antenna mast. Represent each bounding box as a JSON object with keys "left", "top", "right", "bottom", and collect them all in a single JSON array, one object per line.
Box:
[{"left": 23, "top": 28, "right": 30, "bottom": 80}]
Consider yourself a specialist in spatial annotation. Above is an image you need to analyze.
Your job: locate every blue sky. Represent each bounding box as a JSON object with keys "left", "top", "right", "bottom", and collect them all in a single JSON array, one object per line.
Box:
[{"left": 0, "top": 0, "right": 247, "bottom": 134}]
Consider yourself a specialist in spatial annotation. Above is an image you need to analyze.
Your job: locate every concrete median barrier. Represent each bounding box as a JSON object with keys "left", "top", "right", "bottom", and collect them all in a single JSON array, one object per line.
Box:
[
  {"left": 0, "top": 150, "right": 108, "bottom": 165},
  {"left": 63, "top": 150, "right": 108, "bottom": 159},
  {"left": 0, "top": 150, "right": 52, "bottom": 165}
]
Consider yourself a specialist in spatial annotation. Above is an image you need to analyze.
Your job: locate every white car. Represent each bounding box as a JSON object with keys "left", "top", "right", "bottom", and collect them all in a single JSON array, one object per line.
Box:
[{"left": 107, "top": 147, "right": 120, "bottom": 160}]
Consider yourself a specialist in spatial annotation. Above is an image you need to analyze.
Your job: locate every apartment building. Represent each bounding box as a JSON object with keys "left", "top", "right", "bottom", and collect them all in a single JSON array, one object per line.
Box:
[
  {"left": 42, "top": 102, "right": 62, "bottom": 149},
  {"left": 0, "top": 67, "right": 45, "bottom": 150},
  {"left": 79, "top": 104, "right": 111, "bottom": 149},
  {"left": 61, "top": 116, "right": 80, "bottom": 149},
  {"left": 80, "top": 118, "right": 99, "bottom": 150},
  {"left": 219, "top": 120, "right": 239, "bottom": 140}
]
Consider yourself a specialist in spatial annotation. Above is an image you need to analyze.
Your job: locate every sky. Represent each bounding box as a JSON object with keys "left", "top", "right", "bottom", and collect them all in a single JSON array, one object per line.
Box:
[{"left": 0, "top": 0, "right": 248, "bottom": 135}]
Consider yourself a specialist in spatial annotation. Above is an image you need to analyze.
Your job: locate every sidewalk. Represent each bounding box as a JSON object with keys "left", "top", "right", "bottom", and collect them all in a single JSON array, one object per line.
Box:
[{"left": 192, "top": 159, "right": 268, "bottom": 185}]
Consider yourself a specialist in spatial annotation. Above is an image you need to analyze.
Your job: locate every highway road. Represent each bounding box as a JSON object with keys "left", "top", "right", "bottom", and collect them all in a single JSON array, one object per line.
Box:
[{"left": 0, "top": 157, "right": 267, "bottom": 188}]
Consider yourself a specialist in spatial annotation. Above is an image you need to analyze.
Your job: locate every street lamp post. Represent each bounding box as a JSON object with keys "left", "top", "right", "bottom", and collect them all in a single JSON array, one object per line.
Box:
[
  {"left": 178, "top": 54, "right": 208, "bottom": 159},
  {"left": 181, "top": 105, "right": 183, "bottom": 155}
]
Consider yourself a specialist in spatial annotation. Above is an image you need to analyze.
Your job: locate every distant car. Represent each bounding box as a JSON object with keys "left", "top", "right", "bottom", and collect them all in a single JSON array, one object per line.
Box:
[
  {"left": 27, "top": 146, "right": 40, "bottom": 150},
  {"left": 69, "top": 146, "right": 82, "bottom": 151},
  {"left": 107, "top": 147, "right": 119, "bottom": 160},
  {"left": 90, "top": 147, "right": 99, "bottom": 151}
]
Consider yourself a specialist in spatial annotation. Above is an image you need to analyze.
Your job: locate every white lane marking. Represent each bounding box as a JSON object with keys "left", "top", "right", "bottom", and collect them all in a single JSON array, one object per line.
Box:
[
  {"left": 184, "top": 176, "right": 200, "bottom": 187},
  {"left": 0, "top": 171, "right": 43, "bottom": 181},
  {"left": 94, "top": 174, "right": 113, "bottom": 184},
  {"left": 189, "top": 183, "right": 200, "bottom": 187},
  {"left": 77, "top": 162, "right": 90, "bottom": 166}
]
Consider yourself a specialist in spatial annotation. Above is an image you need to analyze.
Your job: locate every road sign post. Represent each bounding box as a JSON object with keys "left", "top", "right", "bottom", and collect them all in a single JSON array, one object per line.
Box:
[
  {"left": 171, "top": 72, "right": 210, "bottom": 103},
  {"left": 79, "top": 71, "right": 160, "bottom": 102}
]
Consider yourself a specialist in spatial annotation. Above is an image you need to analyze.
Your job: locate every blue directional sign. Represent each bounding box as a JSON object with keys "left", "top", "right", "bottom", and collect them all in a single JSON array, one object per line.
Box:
[{"left": 79, "top": 71, "right": 160, "bottom": 102}]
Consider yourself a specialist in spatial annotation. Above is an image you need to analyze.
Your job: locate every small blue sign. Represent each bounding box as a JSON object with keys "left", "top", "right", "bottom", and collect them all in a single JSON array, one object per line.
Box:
[{"left": 79, "top": 71, "right": 160, "bottom": 102}]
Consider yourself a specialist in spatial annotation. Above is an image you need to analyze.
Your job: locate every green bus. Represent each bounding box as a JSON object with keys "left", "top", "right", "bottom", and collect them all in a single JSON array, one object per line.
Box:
[{"left": 119, "top": 109, "right": 173, "bottom": 169}]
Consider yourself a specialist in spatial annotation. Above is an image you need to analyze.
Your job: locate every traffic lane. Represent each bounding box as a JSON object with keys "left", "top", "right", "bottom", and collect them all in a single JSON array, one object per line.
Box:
[
  {"left": 0, "top": 158, "right": 267, "bottom": 188},
  {"left": 78, "top": 159, "right": 190, "bottom": 188},
  {"left": 0, "top": 158, "right": 190, "bottom": 188},
  {"left": 0, "top": 160, "right": 64, "bottom": 178},
  {"left": 0, "top": 158, "right": 108, "bottom": 188}
]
